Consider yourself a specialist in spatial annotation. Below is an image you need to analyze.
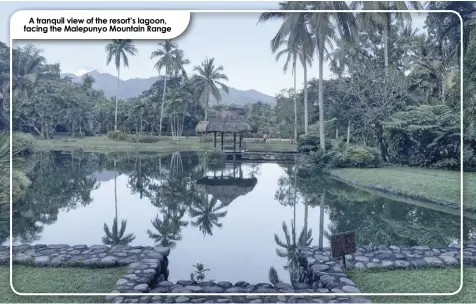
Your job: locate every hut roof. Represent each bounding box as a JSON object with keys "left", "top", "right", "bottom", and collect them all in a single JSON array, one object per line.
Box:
[
  {"left": 196, "top": 176, "right": 258, "bottom": 205},
  {"left": 206, "top": 110, "right": 256, "bottom": 133},
  {"left": 195, "top": 121, "right": 209, "bottom": 133}
]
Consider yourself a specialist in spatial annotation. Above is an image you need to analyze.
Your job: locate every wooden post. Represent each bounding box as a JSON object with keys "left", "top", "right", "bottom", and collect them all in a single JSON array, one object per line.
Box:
[
  {"left": 233, "top": 133, "right": 236, "bottom": 152},
  {"left": 239, "top": 134, "right": 242, "bottom": 151},
  {"left": 221, "top": 132, "right": 224, "bottom": 151},
  {"left": 214, "top": 132, "right": 217, "bottom": 148}
]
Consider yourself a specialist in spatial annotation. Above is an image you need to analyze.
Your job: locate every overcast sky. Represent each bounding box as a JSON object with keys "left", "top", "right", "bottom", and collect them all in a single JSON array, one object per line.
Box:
[{"left": 1, "top": 1, "right": 429, "bottom": 96}]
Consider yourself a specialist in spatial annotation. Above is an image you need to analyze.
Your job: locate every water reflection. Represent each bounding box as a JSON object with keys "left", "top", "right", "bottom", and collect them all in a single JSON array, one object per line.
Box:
[{"left": 6, "top": 151, "right": 474, "bottom": 283}]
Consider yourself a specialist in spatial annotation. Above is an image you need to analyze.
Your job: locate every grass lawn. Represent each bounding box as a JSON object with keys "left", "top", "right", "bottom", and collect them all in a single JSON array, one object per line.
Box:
[
  {"left": 1, "top": 265, "right": 125, "bottom": 303},
  {"left": 329, "top": 167, "right": 476, "bottom": 210},
  {"left": 34, "top": 135, "right": 297, "bottom": 153},
  {"left": 348, "top": 267, "right": 475, "bottom": 303}
]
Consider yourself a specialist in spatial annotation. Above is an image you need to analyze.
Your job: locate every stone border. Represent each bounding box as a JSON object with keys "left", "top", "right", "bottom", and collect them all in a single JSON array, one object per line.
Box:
[
  {"left": 1, "top": 244, "right": 170, "bottom": 298},
  {"left": 3, "top": 241, "right": 475, "bottom": 303},
  {"left": 299, "top": 241, "right": 476, "bottom": 301},
  {"left": 328, "top": 172, "right": 476, "bottom": 213}
]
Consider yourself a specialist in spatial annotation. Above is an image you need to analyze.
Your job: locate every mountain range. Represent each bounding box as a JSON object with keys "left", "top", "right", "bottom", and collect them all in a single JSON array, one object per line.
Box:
[{"left": 61, "top": 70, "right": 276, "bottom": 106}]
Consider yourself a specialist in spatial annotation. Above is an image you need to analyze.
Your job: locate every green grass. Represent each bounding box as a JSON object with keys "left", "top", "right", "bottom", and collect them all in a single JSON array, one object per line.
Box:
[
  {"left": 329, "top": 167, "right": 476, "bottom": 210},
  {"left": 34, "top": 135, "right": 297, "bottom": 153},
  {"left": 1, "top": 265, "right": 125, "bottom": 303},
  {"left": 348, "top": 267, "right": 475, "bottom": 303}
]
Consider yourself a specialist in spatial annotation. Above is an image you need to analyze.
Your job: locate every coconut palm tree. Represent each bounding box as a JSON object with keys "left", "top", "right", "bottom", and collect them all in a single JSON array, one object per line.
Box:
[
  {"left": 189, "top": 196, "right": 227, "bottom": 236},
  {"left": 147, "top": 212, "right": 188, "bottom": 248},
  {"left": 274, "top": 221, "right": 313, "bottom": 284},
  {"left": 350, "top": 1, "right": 423, "bottom": 69},
  {"left": 11, "top": 44, "right": 46, "bottom": 99},
  {"left": 192, "top": 58, "right": 229, "bottom": 121},
  {"left": 274, "top": 40, "right": 299, "bottom": 143},
  {"left": 105, "top": 39, "right": 138, "bottom": 131},
  {"left": 260, "top": 2, "right": 356, "bottom": 151},
  {"left": 308, "top": 2, "right": 357, "bottom": 152},
  {"left": 102, "top": 160, "right": 135, "bottom": 245},
  {"left": 274, "top": 40, "right": 313, "bottom": 143},
  {"left": 258, "top": 1, "right": 314, "bottom": 134},
  {"left": 150, "top": 40, "right": 186, "bottom": 136},
  {"left": 102, "top": 218, "right": 135, "bottom": 245}
]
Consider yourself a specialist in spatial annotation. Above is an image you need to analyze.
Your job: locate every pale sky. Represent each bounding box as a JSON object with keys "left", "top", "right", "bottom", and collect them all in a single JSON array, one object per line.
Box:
[{"left": 1, "top": 1, "right": 428, "bottom": 96}]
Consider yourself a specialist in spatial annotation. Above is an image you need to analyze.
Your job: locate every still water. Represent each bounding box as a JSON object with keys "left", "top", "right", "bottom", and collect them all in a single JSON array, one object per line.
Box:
[{"left": 8, "top": 151, "right": 473, "bottom": 283}]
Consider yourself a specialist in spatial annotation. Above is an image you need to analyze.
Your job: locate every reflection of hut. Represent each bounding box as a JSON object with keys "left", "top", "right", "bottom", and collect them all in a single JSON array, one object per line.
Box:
[
  {"left": 196, "top": 176, "right": 258, "bottom": 205},
  {"left": 195, "top": 110, "right": 256, "bottom": 151}
]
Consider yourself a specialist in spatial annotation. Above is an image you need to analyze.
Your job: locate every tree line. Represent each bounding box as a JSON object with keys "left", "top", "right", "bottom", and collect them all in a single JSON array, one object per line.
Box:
[{"left": 0, "top": 2, "right": 475, "bottom": 163}]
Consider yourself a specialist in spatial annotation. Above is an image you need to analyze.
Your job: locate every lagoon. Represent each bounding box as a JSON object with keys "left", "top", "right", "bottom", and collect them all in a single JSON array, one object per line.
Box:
[{"left": 8, "top": 151, "right": 473, "bottom": 284}]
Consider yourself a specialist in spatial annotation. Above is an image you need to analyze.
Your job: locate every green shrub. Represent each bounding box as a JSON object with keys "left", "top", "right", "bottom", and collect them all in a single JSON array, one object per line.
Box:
[
  {"left": 107, "top": 131, "right": 129, "bottom": 141},
  {"left": 297, "top": 133, "right": 332, "bottom": 153},
  {"left": 132, "top": 135, "right": 161, "bottom": 143},
  {"left": 12, "top": 132, "right": 35, "bottom": 154},
  {"left": 298, "top": 149, "right": 339, "bottom": 172},
  {"left": 383, "top": 105, "right": 460, "bottom": 167},
  {"left": 334, "top": 145, "right": 381, "bottom": 168}
]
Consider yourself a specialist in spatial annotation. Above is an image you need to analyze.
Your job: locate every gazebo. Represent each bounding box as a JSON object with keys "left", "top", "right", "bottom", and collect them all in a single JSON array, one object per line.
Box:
[
  {"left": 196, "top": 175, "right": 257, "bottom": 206},
  {"left": 195, "top": 110, "right": 257, "bottom": 152}
]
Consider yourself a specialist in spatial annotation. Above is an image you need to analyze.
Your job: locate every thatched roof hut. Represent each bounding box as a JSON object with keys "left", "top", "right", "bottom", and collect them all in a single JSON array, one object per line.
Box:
[
  {"left": 196, "top": 176, "right": 258, "bottom": 205},
  {"left": 195, "top": 121, "right": 209, "bottom": 133},
  {"left": 206, "top": 110, "right": 254, "bottom": 133}
]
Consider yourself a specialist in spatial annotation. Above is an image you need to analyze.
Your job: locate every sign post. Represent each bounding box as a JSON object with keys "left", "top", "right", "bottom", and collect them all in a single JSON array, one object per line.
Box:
[{"left": 330, "top": 231, "right": 356, "bottom": 270}]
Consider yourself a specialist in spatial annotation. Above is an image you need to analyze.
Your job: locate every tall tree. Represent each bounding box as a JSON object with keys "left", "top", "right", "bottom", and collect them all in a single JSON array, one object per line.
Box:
[
  {"left": 105, "top": 39, "right": 138, "bottom": 131},
  {"left": 274, "top": 40, "right": 299, "bottom": 143},
  {"left": 192, "top": 58, "right": 229, "bottom": 121},
  {"left": 151, "top": 40, "right": 186, "bottom": 136},
  {"left": 258, "top": 1, "right": 314, "bottom": 134},
  {"left": 350, "top": 1, "right": 423, "bottom": 69},
  {"left": 309, "top": 2, "right": 357, "bottom": 152}
]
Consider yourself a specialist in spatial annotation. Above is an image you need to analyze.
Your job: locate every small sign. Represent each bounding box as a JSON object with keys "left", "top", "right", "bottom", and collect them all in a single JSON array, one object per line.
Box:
[{"left": 330, "top": 231, "right": 356, "bottom": 258}]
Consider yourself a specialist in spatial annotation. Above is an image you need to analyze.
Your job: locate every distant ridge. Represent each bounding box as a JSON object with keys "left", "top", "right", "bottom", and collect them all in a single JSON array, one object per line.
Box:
[{"left": 61, "top": 70, "right": 276, "bottom": 106}]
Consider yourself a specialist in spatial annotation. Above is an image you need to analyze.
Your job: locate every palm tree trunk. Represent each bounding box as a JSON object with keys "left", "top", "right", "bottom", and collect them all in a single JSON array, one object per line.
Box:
[
  {"left": 347, "top": 119, "right": 351, "bottom": 144},
  {"left": 441, "top": 76, "right": 446, "bottom": 104},
  {"left": 115, "top": 67, "right": 120, "bottom": 131},
  {"left": 319, "top": 190, "right": 325, "bottom": 250},
  {"left": 293, "top": 169, "right": 297, "bottom": 228},
  {"left": 304, "top": 198, "right": 308, "bottom": 235},
  {"left": 114, "top": 160, "right": 118, "bottom": 220},
  {"left": 293, "top": 64, "right": 297, "bottom": 143},
  {"left": 159, "top": 68, "right": 167, "bottom": 137},
  {"left": 204, "top": 91, "right": 210, "bottom": 121},
  {"left": 318, "top": 45, "right": 326, "bottom": 152},
  {"left": 383, "top": 25, "right": 389, "bottom": 69},
  {"left": 303, "top": 60, "right": 308, "bottom": 135}
]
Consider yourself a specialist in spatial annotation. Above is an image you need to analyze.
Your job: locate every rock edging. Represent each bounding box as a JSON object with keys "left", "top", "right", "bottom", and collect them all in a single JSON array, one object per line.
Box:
[{"left": 300, "top": 241, "right": 475, "bottom": 286}]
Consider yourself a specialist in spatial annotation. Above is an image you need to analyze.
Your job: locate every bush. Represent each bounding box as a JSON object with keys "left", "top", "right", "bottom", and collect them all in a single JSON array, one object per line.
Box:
[
  {"left": 107, "top": 131, "right": 129, "bottom": 141},
  {"left": 12, "top": 132, "right": 35, "bottom": 154},
  {"left": 383, "top": 105, "right": 459, "bottom": 167},
  {"left": 334, "top": 145, "right": 381, "bottom": 168},
  {"left": 131, "top": 135, "right": 161, "bottom": 143},
  {"left": 297, "top": 133, "right": 332, "bottom": 153},
  {"left": 299, "top": 149, "right": 340, "bottom": 171},
  {"left": 298, "top": 143, "right": 382, "bottom": 171}
]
